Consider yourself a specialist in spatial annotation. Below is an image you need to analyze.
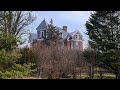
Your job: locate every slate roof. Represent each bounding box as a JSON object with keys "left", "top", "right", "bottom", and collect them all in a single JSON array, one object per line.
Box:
[
  {"left": 36, "top": 19, "right": 48, "bottom": 31},
  {"left": 30, "top": 19, "right": 83, "bottom": 42}
]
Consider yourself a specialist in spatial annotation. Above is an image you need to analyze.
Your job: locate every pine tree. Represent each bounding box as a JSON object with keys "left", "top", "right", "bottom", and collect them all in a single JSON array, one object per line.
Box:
[
  {"left": 43, "top": 19, "right": 60, "bottom": 45},
  {"left": 0, "top": 32, "right": 33, "bottom": 79},
  {"left": 85, "top": 11, "right": 120, "bottom": 78},
  {"left": 0, "top": 33, "right": 17, "bottom": 51}
]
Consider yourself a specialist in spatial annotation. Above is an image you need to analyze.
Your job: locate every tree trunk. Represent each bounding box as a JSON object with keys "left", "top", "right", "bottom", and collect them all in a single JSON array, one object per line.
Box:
[
  {"left": 115, "top": 69, "right": 120, "bottom": 79},
  {"left": 115, "top": 73, "right": 118, "bottom": 79},
  {"left": 89, "top": 64, "right": 94, "bottom": 79},
  {"left": 73, "top": 72, "right": 76, "bottom": 79},
  {"left": 116, "top": 73, "right": 120, "bottom": 79},
  {"left": 48, "top": 72, "right": 53, "bottom": 79},
  {"left": 91, "top": 64, "right": 94, "bottom": 79},
  {"left": 37, "top": 67, "right": 40, "bottom": 77},
  {"left": 39, "top": 68, "right": 43, "bottom": 78},
  {"left": 117, "top": 74, "right": 120, "bottom": 79},
  {"left": 100, "top": 72, "right": 103, "bottom": 79},
  {"left": 80, "top": 69, "right": 81, "bottom": 79}
]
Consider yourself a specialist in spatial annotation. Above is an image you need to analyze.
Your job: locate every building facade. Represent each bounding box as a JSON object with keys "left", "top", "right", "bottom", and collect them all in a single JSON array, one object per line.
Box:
[{"left": 29, "top": 19, "right": 84, "bottom": 51}]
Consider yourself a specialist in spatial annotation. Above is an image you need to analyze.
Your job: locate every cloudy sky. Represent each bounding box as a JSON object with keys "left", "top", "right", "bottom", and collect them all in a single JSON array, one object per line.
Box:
[{"left": 29, "top": 11, "right": 92, "bottom": 48}]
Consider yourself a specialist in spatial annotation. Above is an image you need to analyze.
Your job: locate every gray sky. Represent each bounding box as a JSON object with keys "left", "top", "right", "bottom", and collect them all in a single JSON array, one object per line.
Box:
[{"left": 28, "top": 11, "right": 92, "bottom": 48}]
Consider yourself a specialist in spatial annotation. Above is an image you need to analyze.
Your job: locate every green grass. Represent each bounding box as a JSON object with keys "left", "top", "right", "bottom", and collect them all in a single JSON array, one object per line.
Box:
[{"left": 70, "top": 73, "right": 116, "bottom": 79}]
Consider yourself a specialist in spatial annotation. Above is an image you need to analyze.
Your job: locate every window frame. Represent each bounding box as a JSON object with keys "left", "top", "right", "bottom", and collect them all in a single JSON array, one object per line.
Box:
[{"left": 40, "top": 31, "right": 44, "bottom": 38}]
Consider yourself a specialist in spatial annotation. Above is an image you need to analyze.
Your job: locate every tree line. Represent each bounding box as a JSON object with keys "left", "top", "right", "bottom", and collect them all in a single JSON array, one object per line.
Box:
[{"left": 0, "top": 11, "right": 120, "bottom": 79}]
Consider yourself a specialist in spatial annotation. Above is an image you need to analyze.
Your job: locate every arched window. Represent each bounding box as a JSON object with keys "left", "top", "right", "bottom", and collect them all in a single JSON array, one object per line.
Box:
[
  {"left": 40, "top": 31, "right": 44, "bottom": 38},
  {"left": 60, "top": 32, "right": 63, "bottom": 38},
  {"left": 42, "top": 32, "right": 44, "bottom": 37}
]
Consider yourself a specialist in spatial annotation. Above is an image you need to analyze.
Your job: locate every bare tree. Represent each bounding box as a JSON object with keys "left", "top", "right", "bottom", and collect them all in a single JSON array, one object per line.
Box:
[
  {"left": 0, "top": 11, "right": 36, "bottom": 40},
  {"left": 32, "top": 41, "right": 85, "bottom": 79}
]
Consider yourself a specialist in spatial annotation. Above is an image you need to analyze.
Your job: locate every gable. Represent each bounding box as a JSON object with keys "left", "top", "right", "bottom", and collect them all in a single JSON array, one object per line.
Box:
[
  {"left": 69, "top": 30, "right": 83, "bottom": 41},
  {"left": 59, "top": 30, "right": 69, "bottom": 39},
  {"left": 36, "top": 19, "right": 48, "bottom": 31}
]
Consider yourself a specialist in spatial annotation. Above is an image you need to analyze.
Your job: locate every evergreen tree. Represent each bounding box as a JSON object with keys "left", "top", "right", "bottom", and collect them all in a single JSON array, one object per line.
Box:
[
  {"left": 43, "top": 19, "right": 60, "bottom": 45},
  {"left": 0, "top": 33, "right": 17, "bottom": 51},
  {"left": 0, "top": 32, "right": 33, "bottom": 79},
  {"left": 85, "top": 11, "right": 120, "bottom": 78}
]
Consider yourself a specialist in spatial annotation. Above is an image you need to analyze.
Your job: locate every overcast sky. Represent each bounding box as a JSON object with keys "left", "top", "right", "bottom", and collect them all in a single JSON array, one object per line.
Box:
[{"left": 29, "top": 11, "right": 92, "bottom": 48}]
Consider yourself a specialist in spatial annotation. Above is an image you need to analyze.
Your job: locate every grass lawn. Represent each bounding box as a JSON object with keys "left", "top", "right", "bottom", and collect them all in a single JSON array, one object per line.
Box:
[
  {"left": 19, "top": 72, "right": 116, "bottom": 79},
  {"left": 68, "top": 73, "right": 116, "bottom": 79}
]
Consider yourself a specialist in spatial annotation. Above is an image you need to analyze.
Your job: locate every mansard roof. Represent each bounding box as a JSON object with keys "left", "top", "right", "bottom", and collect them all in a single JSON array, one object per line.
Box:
[{"left": 36, "top": 19, "right": 48, "bottom": 31}]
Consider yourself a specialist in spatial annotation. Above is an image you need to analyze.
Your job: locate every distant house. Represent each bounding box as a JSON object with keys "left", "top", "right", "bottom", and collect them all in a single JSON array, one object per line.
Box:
[{"left": 29, "top": 19, "right": 84, "bottom": 51}]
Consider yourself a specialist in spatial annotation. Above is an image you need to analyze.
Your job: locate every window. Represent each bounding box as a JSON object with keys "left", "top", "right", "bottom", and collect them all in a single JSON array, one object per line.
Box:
[
  {"left": 60, "top": 32, "right": 62, "bottom": 38},
  {"left": 40, "top": 31, "right": 44, "bottom": 38},
  {"left": 71, "top": 41, "right": 74, "bottom": 48},
  {"left": 75, "top": 34, "right": 79, "bottom": 39},
  {"left": 77, "top": 34, "right": 79, "bottom": 39},
  {"left": 42, "top": 32, "right": 44, "bottom": 37},
  {"left": 76, "top": 35, "right": 77, "bottom": 38},
  {"left": 76, "top": 41, "right": 80, "bottom": 49},
  {"left": 76, "top": 42, "right": 78, "bottom": 46}
]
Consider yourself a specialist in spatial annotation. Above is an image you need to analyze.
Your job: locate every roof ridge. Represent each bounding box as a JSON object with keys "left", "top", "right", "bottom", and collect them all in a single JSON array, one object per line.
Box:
[{"left": 36, "top": 19, "right": 48, "bottom": 30}]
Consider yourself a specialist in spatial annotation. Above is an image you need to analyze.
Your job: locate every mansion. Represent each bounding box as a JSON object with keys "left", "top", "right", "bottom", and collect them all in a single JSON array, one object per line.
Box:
[{"left": 29, "top": 19, "right": 84, "bottom": 51}]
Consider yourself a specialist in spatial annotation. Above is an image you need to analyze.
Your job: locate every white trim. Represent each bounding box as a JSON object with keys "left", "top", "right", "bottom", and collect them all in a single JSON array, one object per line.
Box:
[{"left": 67, "top": 39, "right": 70, "bottom": 41}]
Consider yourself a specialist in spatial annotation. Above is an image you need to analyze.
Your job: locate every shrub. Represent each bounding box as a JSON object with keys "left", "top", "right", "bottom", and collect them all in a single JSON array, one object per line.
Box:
[
  {"left": 0, "top": 63, "right": 33, "bottom": 79},
  {"left": 32, "top": 42, "right": 84, "bottom": 79}
]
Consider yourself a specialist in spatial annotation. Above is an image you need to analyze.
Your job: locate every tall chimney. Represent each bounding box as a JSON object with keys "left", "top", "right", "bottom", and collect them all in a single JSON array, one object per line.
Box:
[{"left": 63, "top": 26, "right": 67, "bottom": 31}]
